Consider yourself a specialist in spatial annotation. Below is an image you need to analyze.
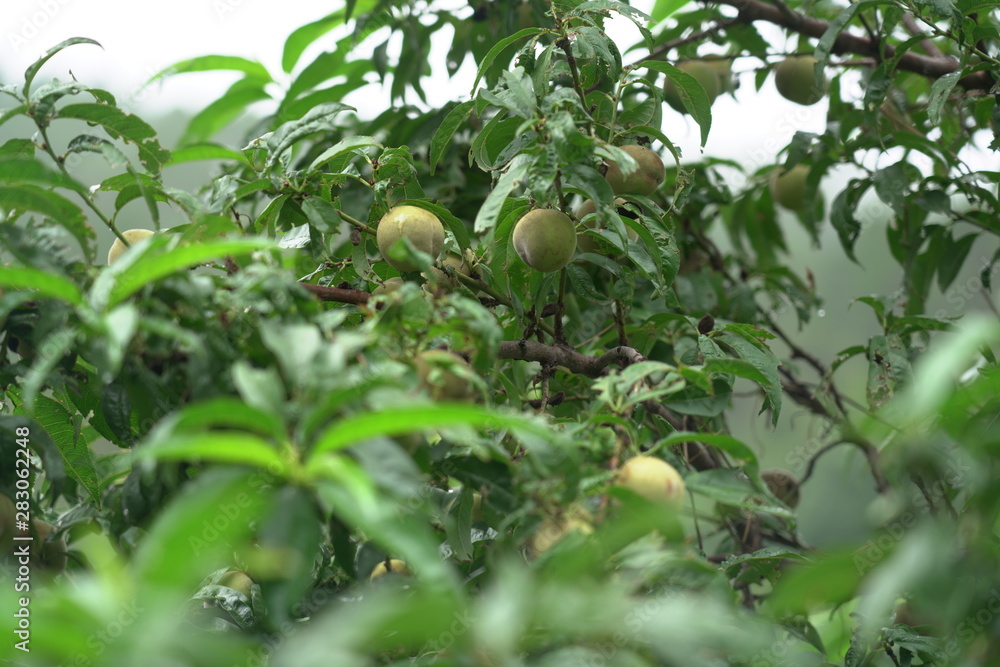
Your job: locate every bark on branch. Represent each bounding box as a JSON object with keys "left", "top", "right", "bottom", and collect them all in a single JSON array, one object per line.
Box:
[
  {"left": 299, "top": 282, "right": 370, "bottom": 305},
  {"left": 708, "top": 0, "right": 991, "bottom": 90},
  {"left": 497, "top": 340, "right": 645, "bottom": 377}
]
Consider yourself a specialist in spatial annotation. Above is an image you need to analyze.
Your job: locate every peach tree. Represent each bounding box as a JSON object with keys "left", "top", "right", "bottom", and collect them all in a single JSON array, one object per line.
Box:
[{"left": 1, "top": 1, "right": 998, "bottom": 665}]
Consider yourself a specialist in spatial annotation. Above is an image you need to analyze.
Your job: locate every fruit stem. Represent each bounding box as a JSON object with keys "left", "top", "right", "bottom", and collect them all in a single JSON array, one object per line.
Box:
[
  {"left": 613, "top": 298, "right": 629, "bottom": 346},
  {"left": 336, "top": 209, "right": 377, "bottom": 236},
  {"left": 553, "top": 268, "right": 567, "bottom": 344},
  {"left": 555, "top": 35, "right": 595, "bottom": 135}
]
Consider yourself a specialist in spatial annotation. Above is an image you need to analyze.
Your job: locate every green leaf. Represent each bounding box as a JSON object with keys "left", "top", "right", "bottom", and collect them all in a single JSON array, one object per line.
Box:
[
  {"left": 642, "top": 62, "right": 712, "bottom": 146},
  {"left": 105, "top": 238, "right": 273, "bottom": 308},
  {"left": 101, "top": 381, "right": 134, "bottom": 445},
  {"left": 656, "top": 431, "right": 759, "bottom": 473},
  {"left": 300, "top": 197, "right": 343, "bottom": 234},
  {"left": 719, "top": 327, "right": 782, "bottom": 426},
  {"left": 308, "top": 135, "right": 379, "bottom": 172},
  {"left": 281, "top": 11, "right": 347, "bottom": 73},
  {"left": 816, "top": 3, "right": 864, "bottom": 65},
  {"left": 443, "top": 486, "right": 475, "bottom": 562},
  {"left": 179, "top": 78, "right": 270, "bottom": 147},
  {"left": 915, "top": 0, "right": 959, "bottom": 19},
  {"left": 430, "top": 100, "right": 475, "bottom": 174},
  {"left": 133, "top": 468, "right": 270, "bottom": 593},
  {"left": 650, "top": 0, "right": 692, "bottom": 21},
  {"left": 721, "top": 547, "right": 809, "bottom": 585},
  {"left": 770, "top": 550, "right": 863, "bottom": 614},
  {"left": 21, "top": 328, "right": 78, "bottom": 413},
  {"left": 937, "top": 234, "right": 977, "bottom": 292},
  {"left": 0, "top": 105, "right": 28, "bottom": 130},
  {"left": 0, "top": 266, "right": 85, "bottom": 305},
  {"left": 65, "top": 134, "right": 130, "bottom": 168},
  {"left": 872, "top": 162, "right": 910, "bottom": 216},
  {"left": 866, "top": 334, "right": 911, "bottom": 410},
  {"left": 148, "top": 55, "right": 273, "bottom": 85},
  {"left": 0, "top": 156, "right": 84, "bottom": 191},
  {"left": 0, "top": 416, "right": 67, "bottom": 499},
  {"left": 471, "top": 27, "right": 545, "bottom": 93},
  {"left": 23, "top": 38, "right": 102, "bottom": 98},
  {"left": 830, "top": 180, "right": 868, "bottom": 262},
  {"left": 308, "top": 404, "right": 551, "bottom": 469},
  {"left": 927, "top": 71, "right": 961, "bottom": 124},
  {"left": 166, "top": 142, "right": 248, "bottom": 166},
  {"left": 283, "top": 50, "right": 348, "bottom": 105},
  {"left": 155, "top": 398, "right": 286, "bottom": 442},
  {"left": 480, "top": 68, "right": 536, "bottom": 119},
  {"left": 265, "top": 102, "right": 355, "bottom": 169},
  {"left": 702, "top": 357, "right": 773, "bottom": 386},
  {"left": 30, "top": 395, "right": 101, "bottom": 505},
  {"left": 57, "top": 103, "right": 170, "bottom": 174},
  {"left": 100, "top": 304, "right": 139, "bottom": 377},
  {"left": 475, "top": 157, "right": 530, "bottom": 234},
  {"left": 135, "top": 432, "right": 289, "bottom": 473},
  {"left": 314, "top": 459, "right": 461, "bottom": 591}
]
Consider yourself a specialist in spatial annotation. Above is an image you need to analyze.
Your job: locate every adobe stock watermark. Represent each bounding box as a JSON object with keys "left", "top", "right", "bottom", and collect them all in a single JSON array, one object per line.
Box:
[
  {"left": 187, "top": 464, "right": 282, "bottom": 555},
  {"left": 580, "top": 589, "right": 679, "bottom": 667},
  {"left": 8, "top": 0, "right": 74, "bottom": 52},
  {"left": 939, "top": 588, "right": 1000, "bottom": 659},
  {"left": 213, "top": 0, "right": 252, "bottom": 21},
  {"left": 55, "top": 600, "right": 144, "bottom": 667}
]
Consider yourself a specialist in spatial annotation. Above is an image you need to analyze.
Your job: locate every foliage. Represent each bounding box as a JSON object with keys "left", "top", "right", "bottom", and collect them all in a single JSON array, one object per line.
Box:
[{"left": 1, "top": 1, "right": 998, "bottom": 665}]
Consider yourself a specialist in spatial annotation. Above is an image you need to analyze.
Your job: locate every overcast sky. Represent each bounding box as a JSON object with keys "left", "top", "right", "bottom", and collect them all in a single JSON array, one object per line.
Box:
[
  {"left": 3, "top": 0, "right": 837, "bottom": 166},
  {"left": 6, "top": 0, "right": 993, "bottom": 191}
]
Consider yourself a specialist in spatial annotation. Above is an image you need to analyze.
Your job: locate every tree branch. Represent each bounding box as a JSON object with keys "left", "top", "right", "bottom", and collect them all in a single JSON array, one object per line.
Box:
[
  {"left": 497, "top": 340, "right": 644, "bottom": 377},
  {"left": 704, "top": 0, "right": 989, "bottom": 90},
  {"left": 498, "top": 339, "right": 724, "bottom": 471},
  {"left": 299, "top": 282, "right": 371, "bottom": 305},
  {"left": 800, "top": 436, "right": 889, "bottom": 494}
]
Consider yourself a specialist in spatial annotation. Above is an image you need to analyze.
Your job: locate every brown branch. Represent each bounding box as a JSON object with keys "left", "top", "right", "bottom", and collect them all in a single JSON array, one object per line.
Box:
[
  {"left": 497, "top": 339, "right": 726, "bottom": 470},
  {"left": 299, "top": 282, "right": 371, "bottom": 305},
  {"left": 705, "top": 0, "right": 988, "bottom": 90},
  {"left": 780, "top": 373, "right": 834, "bottom": 420},
  {"left": 765, "top": 313, "right": 849, "bottom": 417},
  {"left": 800, "top": 437, "right": 889, "bottom": 494},
  {"left": 497, "top": 340, "right": 644, "bottom": 377}
]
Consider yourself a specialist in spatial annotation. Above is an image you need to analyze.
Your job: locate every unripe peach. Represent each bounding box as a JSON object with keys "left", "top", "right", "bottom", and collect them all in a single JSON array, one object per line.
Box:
[
  {"left": 769, "top": 164, "right": 811, "bottom": 211},
  {"left": 376, "top": 205, "right": 445, "bottom": 272},
  {"left": 370, "top": 559, "right": 411, "bottom": 580},
  {"left": 774, "top": 56, "right": 826, "bottom": 106},
  {"left": 512, "top": 209, "right": 577, "bottom": 273},
  {"left": 415, "top": 350, "right": 476, "bottom": 401},
  {"left": 218, "top": 570, "right": 255, "bottom": 597},
  {"left": 529, "top": 505, "right": 593, "bottom": 555},
  {"left": 603, "top": 145, "right": 665, "bottom": 196},
  {"left": 615, "top": 456, "right": 686, "bottom": 506},
  {"left": 575, "top": 198, "right": 639, "bottom": 254},
  {"left": 107, "top": 229, "right": 155, "bottom": 265}
]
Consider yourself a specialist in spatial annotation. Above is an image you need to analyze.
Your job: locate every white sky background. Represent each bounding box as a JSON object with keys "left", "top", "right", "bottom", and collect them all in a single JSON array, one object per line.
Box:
[{"left": 3, "top": 0, "right": 833, "bottom": 168}]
